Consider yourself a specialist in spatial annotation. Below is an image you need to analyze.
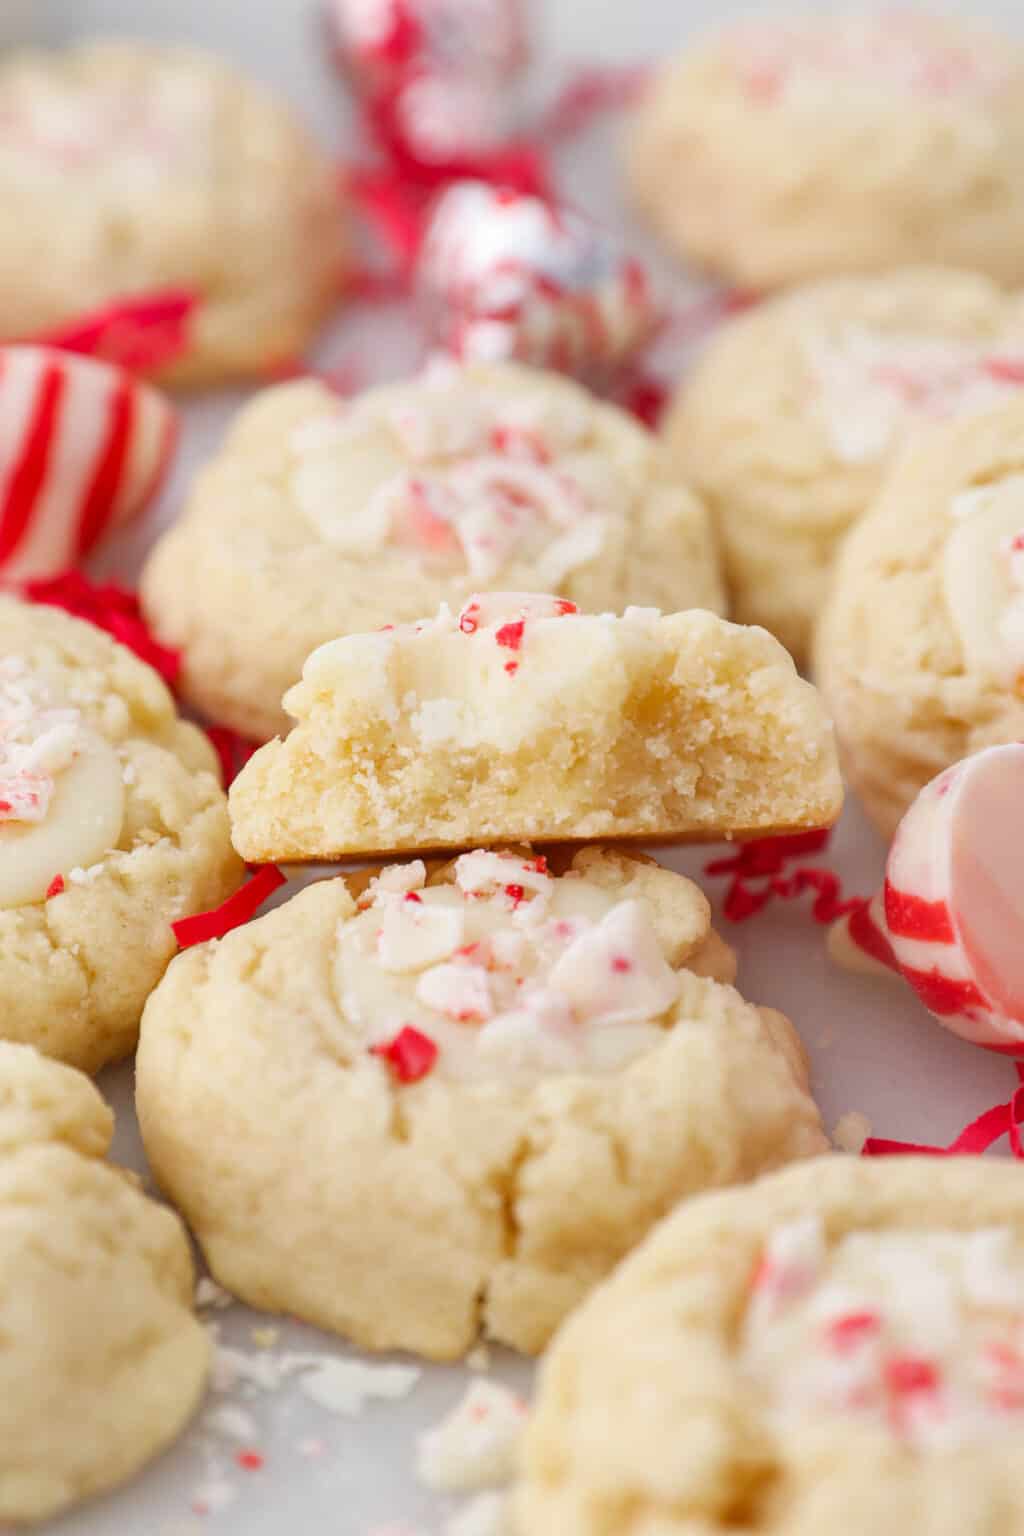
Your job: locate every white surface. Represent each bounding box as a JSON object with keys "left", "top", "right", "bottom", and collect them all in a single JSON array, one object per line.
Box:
[{"left": 15, "top": 2, "right": 1024, "bottom": 1533}]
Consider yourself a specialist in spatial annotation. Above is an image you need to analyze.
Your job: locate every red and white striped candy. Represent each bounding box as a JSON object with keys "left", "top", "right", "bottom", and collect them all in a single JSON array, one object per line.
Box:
[
  {"left": 830, "top": 743, "right": 1024, "bottom": 1051},
  {"left": 418, "top": 181, "right": 658, "bottom": 378},
  {"left": 0, "top": 347, "right": 176, "bottom": 581}
]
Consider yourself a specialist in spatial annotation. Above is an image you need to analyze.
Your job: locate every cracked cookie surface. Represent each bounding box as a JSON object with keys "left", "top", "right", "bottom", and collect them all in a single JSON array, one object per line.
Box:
[
  {"left": 0, "top": 594, "right": 243, "bottom": 1071},
  {"left": 135, "top": 847, "right": 826, "bottom": 1359},
  {"left": 0, "top": 1041, "right": 207, "bottom": 1523}
]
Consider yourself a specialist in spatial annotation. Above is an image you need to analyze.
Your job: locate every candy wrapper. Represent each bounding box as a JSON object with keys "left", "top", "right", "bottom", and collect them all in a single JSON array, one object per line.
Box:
[
  {"left": 329, "top": 0, "right": 528, "bottom": 94},
  {"left": 830, "top": 743, "right": 1024, "bottom": 1053},
  {"left": 417, "top": 180, "right": 659, "bottom": 377},
  {"left": 32, "top": 289, "right": 198, "bottom": 376},
  {"left": 0, "top": 347, "right": 177, "bottom": 582}
]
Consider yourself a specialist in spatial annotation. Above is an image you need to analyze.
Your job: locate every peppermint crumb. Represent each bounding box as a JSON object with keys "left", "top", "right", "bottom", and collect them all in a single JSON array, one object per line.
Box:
[
  {"left": 68, "top": 862, "right": 104, "bottom": 886},
  {"left": 833, "top": 1111, "right": 872, "bottom": 1153},
  {"left": 195, "top": 1276, "right": 233, "bottom": 1310},
  {"left": 445, "top": 1492, "right": 508, "bottom": 1536},
  {"left": 204, "top": 1405, "right": 257, "bottom": 1441}
]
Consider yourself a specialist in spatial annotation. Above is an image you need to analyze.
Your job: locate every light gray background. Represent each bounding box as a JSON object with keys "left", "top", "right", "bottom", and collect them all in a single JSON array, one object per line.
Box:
[{"left": 8, "top": 4, "right": 1024, "bottom": 1534}]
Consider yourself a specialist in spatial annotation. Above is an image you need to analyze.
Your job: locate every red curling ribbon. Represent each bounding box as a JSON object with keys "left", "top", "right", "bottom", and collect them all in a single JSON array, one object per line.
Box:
[
  {"left": 704, "top": 830, "right": 862, "bottom": 926},
  {"left": 863, "top": 1066, "right": 1024, "bottom": 1159},
  {"left": 31, "top": 289, "right": 198, "bottom": 374},
  {"left": 22, "top": 571, "right": 182, "bottom": 690},
  {"left": 172, "top": 865, "right": 287, "bottom": 949}
]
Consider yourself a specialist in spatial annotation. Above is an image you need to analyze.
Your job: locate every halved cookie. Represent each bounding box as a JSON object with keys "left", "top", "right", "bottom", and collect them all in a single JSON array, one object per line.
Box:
[{"left": 229, "top": 594, "right": 842, "bottom": 861}]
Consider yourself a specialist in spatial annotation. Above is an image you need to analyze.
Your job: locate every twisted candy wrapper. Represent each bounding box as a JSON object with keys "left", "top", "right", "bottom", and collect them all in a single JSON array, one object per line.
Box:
[
  {"left": 0, "top": 346, "right": 176, "bottom": 580},
  {"left": 831, "top": 743, "right": 1024, "bottom": 1053},
  {"left": 418, "top": 180, "right": 658, "bottom": 377},
  {"left": 329, "top": 0, "right": 527, "bottom": 93}
]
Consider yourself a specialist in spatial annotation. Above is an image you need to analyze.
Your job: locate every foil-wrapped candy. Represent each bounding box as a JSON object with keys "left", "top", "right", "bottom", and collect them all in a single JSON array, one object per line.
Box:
[{"left": 417, "top": 180, "right": 659, "bottom": 377}]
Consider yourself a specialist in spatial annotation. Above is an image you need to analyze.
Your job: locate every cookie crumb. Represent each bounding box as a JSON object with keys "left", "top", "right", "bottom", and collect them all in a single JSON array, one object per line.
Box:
[{"left": 833, "top": 1110, "right": 872, "bottom": 1153}]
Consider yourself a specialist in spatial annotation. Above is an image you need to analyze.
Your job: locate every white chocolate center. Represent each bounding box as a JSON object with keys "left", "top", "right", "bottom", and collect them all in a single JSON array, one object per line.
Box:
[
  {"left": 804, "top": 330, "right": 1024, "bottom": 465},
  {"left": 944, "top": 475, "right": 1024, "bottom": 687},
  {"left": 288, "top": 366, "right": 612, "bottom": 583},
  {"left": 336, "top": 852, "right": 680, "bottom": 1080},
  {"left": 0, "top": 658, "right": 125, "bottom": 908},
  {"left": 742, "top": 1218, "right": 1024, "bottom": 1450}
]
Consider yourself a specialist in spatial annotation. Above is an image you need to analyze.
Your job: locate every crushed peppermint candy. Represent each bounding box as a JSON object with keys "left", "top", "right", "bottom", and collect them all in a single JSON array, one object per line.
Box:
[
  {"left": 0, "top": 656, "right": 84, "bottom": 824},
  {"left": 742, "top": 1217, "right": 1024, "bottom": 1450},
  {"left": 804, "top": 328, "right": 1024, "bottom": 466},
  {"left": 338, "top": 849, "right": 681, "bottom": 1080},
  {"left": 726, "top": 12, "right": 1010, "bottom": 106},
  {"left": 417, "top": 1381, "right": 526, "bottom": 1491},
  {"left": 288, "top": 367, "right": 613, "bottom": 584}
]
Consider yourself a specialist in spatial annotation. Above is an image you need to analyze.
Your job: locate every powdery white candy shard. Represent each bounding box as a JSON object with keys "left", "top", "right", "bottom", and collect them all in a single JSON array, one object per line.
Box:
[
  {"left": 416, "top": 1381, "right": 527, "bottom": 1492},
  {"left": 546, "top": 899, "right": 681, "bottom": 1026},
  {"left": 803, "top": 330, "right": 1024, "bottom": 467},
  {"left": 944, "top": 475, "right": 1024, "bottom": 686},
  {"left": 0, "top": 657, "right": 125, "bottom": 908},
  {"left": 741, "top": 1217, "right": 1024, "bottom": 1451},
  {"left": 829, "top": 743, "right": 1024, "bottom": 1050},
  {"left": 0, "top": 347, "right": 177, "bottom": 580},
  {"left": 288, "top": 365, "right": 612, "bottom": 580},
  {"left": 376, "top": 893, "right": 465, "bottom": 972},
  {"left": 338, "top": 851, "right": 685, "bottom": 1081}
]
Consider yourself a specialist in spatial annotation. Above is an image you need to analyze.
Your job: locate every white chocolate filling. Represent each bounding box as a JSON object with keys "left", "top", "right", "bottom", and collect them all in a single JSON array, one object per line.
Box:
[
  {"left": 944, "top": 475, "right": 1024, "bottom": 687},
  {"left": 336, "top": 851, "right": 681, "bottom": 1080},
  {"left": 742, "top": 1218, "right": 1024, "bottom": 1450},
  {"left": 288, "top": 365, "right": 612, "bottom": 582},
  {"left": 804, "top": 330, "right": 1024, "bottom": 466},
  {"left": 0, "top": 658, "right": 125, "bottom": 908}
]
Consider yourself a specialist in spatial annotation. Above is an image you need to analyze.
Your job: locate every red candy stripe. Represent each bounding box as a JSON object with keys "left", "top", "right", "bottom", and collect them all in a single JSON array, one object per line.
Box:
[
  {"left": 171, "top": 866, "right": 286, "bottom": 949},
  {"left": 883, "top": 883, "right": 956, "bottom": 943},
  {"left": 0, "top": 358, "right": 64, "bottom": 566},
  {"left": 74, "top": 374, "right": 134, "bottom": 559},
  {"left": 898, "top": 967, "right": 988, "bottom": 1019},
  {"left": 846, "top": 898, "right": 899, "bottom": 971}
]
